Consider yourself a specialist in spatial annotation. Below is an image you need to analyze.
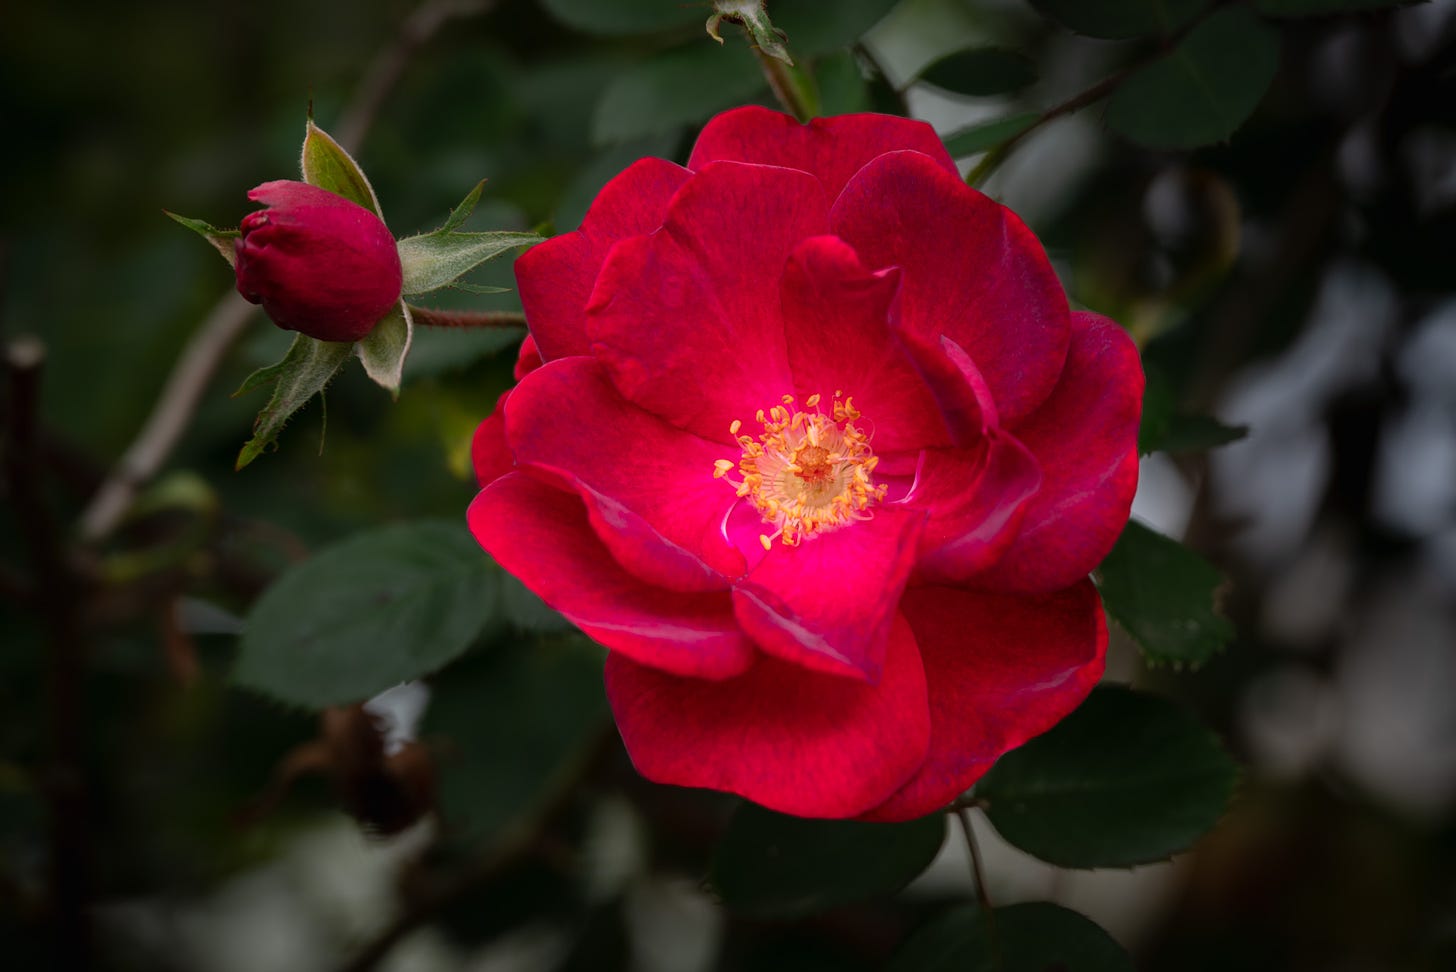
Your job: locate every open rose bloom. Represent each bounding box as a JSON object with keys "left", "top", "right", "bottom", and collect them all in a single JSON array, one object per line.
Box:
[{"left": 469, "top": 107, "right": 1143, "bottom": 821}]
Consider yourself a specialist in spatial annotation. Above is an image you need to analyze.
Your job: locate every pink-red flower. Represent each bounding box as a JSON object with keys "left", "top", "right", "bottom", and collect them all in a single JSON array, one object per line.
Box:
[
  {"left": 234, "top": 180, "right": 402, "bottom": 343},
  {"left": 468, "top": 107, "right": 1143, "bottom": 821}
]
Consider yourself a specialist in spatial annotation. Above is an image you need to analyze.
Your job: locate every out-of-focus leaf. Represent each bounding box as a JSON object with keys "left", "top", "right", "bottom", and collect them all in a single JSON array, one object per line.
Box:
[
  {"left": 234, "top": 334, "right": 353, "bottom": 469},
  {"left": 299, "top": 119, "right": 383, "bottom": 216},
  {"left": 1106, "top": 7, "right": 1280, "bottom": 149},
  {"left": 1255, "top": 0, "right": 1416, "bottom": 15},
  {"left": 916, "top": 48, "right": 1037, "bottom": 97},
  {"left": 816, "top": 50, "right": 874, "bottom": 115},
  {"left": 1140, "top": 367, "right": 1247, "bottom": 454},
  {"left": 355, "top": 303, "right": 412, "bottom": 396},
  {"left": 396, "top": 231, "right": 542, "bottom": 295},
  {"left": 708, "top": 1, "right": 793, "bottom": 65},
  {"left": 165, "top": 211, "right": 238, "bottom": 266},
  {"left": 1030, "top": 0, "right": 1211, "bottom": 39},
  {"left": 426, "top": 634, "right": 606, "bottom": 842},
  {"left": 233, "top": 521, "right": 497, "bottom": 707},
  {"left": 1097, "top": 520, "right": 1234, "bottom": 667},
  {"left": 769, "top": 0, "right": 901, "bottom": 56},
  {"left": 538, "top": 0, "right": 704, "bottom": 35},
  {"left": 593, "top": 42, "right": 763, "bottom": 144},
  {"left": 711, "top": 804, "right": 945, "bottom": 917},
  {"left": 942, "top": 112, "right": 1039, "bottom": 157},
  {"left": 976, "top": 686, "right": 1238, "bottom": 868},
  {"left": 889, "top": 902, "right": 1132, "bottom": 971}
]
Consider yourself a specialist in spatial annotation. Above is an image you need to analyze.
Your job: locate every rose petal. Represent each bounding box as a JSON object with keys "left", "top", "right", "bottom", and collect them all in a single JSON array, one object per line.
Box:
[
  {"left": 688, "top": 106, "right": 959, "bottom": 201},
  {"left": 780, "top": 235, "right": 948, "bottom": 452},
  {"left": 973, "top": 312, "right": 1143, "bottom": 593},
  {"left": 833, "top": 151, "right": 1071, "bottom": 425},
  {"left": 469, "top": 472, "right": 754, "bottom": 679},
  {"left": 606, "top": 612, "right": 931, "bottom": 818},
  {"left": 505, "top": 357, "right": 745, "bottom": 589},
  {"left": 471, "top": 392, "right": 514, "bottom": 487},
  {"left": 513, "top": 333, "right": 543, "bottom": 380},
  {"left": 589, "top": 161, "right": 828, "bottom": 441},
  {"left": 732, "top": 508, "right": 925, "bottom": 683},
  {"left": 859, "top": 581, "right": 1107, "bottom": 822},
  {"left": 901, "top": 434, "right": 1043, "bottom": 582},
  {"left": 515, "top": 157, "right": 691, "bottom": 362}
]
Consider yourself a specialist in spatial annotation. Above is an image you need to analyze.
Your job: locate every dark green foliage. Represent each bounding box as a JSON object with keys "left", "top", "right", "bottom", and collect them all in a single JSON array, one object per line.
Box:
[
  {"left": 890, "top": 902, "right": 1132, "bottom": 971},
  {"left": 1031, "top": 0, "right": 1211, "bottom": 39},
  {"left": 916, "top": 48, "right": 1037, "bottom": 97}
]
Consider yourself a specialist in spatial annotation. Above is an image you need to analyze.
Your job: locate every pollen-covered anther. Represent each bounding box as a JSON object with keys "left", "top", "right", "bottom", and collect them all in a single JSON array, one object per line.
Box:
[{"left": 716, "top": 392, "right": 886, "bottom": 549}]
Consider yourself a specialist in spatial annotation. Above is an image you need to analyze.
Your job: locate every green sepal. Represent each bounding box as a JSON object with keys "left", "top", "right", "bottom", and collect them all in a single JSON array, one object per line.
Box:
[
  {"left": 708, "top": 0, "right": 793, "bottom": 65},
  {"left": 354, "top": 302, "right": 413, "bottom": 397},
  {"left": 448, "top": 282, "right": 512, "bottom": 296},
  {"left": 396, "top": 230, "right": 542, "bottom": 296},
  {"left": 299, "top": 118, "right": 384, "bottom": 217},
  {"left": 165, "top": 211, "right": 239, "bottom": 267},
  {"left": 232, "top": 334, "right": 353, "bottom": 470}
]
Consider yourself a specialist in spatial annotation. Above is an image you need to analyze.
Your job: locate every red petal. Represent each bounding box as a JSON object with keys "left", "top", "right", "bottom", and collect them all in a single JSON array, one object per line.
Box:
[
  {"left": 605, "top": 612, "right": 931, "bottom": 818},
  {"left": 513, "top": 333, "right": 543, "bottom": 381},
  {"left": 504, "top": 357, "right": 745, "bottom": 590},
  {"left": 901, "top": 434, "right": 1042, "bottom": 582},
  {"left": 471, "top": 392, "right": 514, "bottom": 487},
  {"left": 832, "top": 151, "right": 1071, "bottom": 426},
  {"left": 732, "top": 508, "right": 925, "bottom": 683},
  {"left": 468, "top": 473, "right": 754, "bottom": 679},
  {"left": 974, "top": 312, "right": 1143, "bottom": 593},
  {"left": 588, "top": 161, "right": 827, "bottom": 441},
  {"left": 688, "top": 107, "right": 959, "bottom": 201},
  {"left": 860, "top": 581, "right": 1106, "bottom": 822},
  {"left": 780, "top": 235, "right": 948, "bottom": 452},
  {"left": 515, "top": 158, "right": 691, "bottom": 363}
]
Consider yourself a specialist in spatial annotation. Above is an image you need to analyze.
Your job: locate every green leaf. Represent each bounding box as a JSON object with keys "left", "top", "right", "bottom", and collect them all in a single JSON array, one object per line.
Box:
[
  {"left": 1030, "top": 0, "right": 1211, "bottom": 39},
  {"left": 233, "top": 521, "right": 497, "bottom": 708},
  {"left": 1097, "top": 520, "right": 1234, "bottom": 667},
  {"left": 165, "top": 211, "right": 239, "bottom": 267},
  {"left": 539, "top": 0, "right": 704, "bottom": 35},
  {"left": 396, "top": 231, "right": 542, "bottom": 296},
  {"left": 769, "top": 0, "right": 901, "bottom": 56},
  {"left": 447, "top": 282, "right": 511, "bottom": 296},
  {"left": 889, "top": 902, "right": 1132, "bottom": 972},
  {"left": 708, "top": 1, "right": 793, "bottom": 66},
  {"left": 354, "top": 302, "right": 412, "bottom": 396},
  {"left": 1139, "top": 367, "right": 1247, "bottom": 454},
  {"left": 711, "top": 805, "right": 945, "bottom": 918},
  {"left": 916, "top": 48, "right": 1037, "bottom": 97},
  {"left": 1106, "top": 7, "right": 1280, "bottom": 150},
  {"left": 1255, "top": 0, "right": 1416, "bottom": 15},
  {"left": 815, "top": 50, "right": 874, "bottom": 115},
  {"left": 941, "top": 112, "right": 1040, "bottom": 157},
  {"left": 592, "top": 42, "right": 764, "bottom": 144},
  {"left": 976, "top": 685, "right": 1238, "bottom": 868},
  {"left": 233, "top": 334, "right": 353, "bottom": 470},
  {"left": 437, "top": 180, "right": 486, "bottom": 234},
  {"left": 426, "top": 635, "right": 607, "bottom": 842},
  {"left": 299, "top": 119, "right": 383, "bottom": 217}
]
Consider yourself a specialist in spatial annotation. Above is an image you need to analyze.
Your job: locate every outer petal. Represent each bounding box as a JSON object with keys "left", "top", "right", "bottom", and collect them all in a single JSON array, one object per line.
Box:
[
  {"left": 973, "top": 312, "right": 1143, "bottom": 593},
  {"left": 731, "top": 508, "right": 925, "bottom": 683},
  {"left": 780, "top": 235, "right": 949, "bottom": 452},
  {"left": 832, "top": 151, "right": 1071, "bottom": 426},
  {"left": 588, "top": 161, "right": 828, "bottom": 441},
  {"left": 860, "top": 581, "right": 1107, "bottom": 822},
  {"left": 471, "top": 393, "right": 514, "bottom": 487},
  {"left": 688, "top": 106, "right": 959, "bottom": 201},
  {"left": 901, "top": 434, "right": 1042, "bottom": 582},
  {"left": 504, "top": 357, "right": 745, "bottom": 589},
  {"left": 469, "top": 473, "right": 754, "bottom": 679},
  {"left": 606, "top": 612, "right": 931, "bottom": 819},
  {"left": 515, "top": 158, "right": 691, "bottom": 362},
  {"left": 513, "top": 333, "right": 543, "bottom": 380}
]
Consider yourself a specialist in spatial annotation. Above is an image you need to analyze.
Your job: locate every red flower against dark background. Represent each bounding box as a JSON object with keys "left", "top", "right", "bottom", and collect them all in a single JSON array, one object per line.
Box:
[{"left": 469, "top": 107, "right": 1143, "bottom": 820}]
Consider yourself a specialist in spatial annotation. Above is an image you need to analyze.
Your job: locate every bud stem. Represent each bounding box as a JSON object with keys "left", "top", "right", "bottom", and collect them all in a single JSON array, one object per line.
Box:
[{"left": 407, "top": 305, "right": 526, "bottom": 329}]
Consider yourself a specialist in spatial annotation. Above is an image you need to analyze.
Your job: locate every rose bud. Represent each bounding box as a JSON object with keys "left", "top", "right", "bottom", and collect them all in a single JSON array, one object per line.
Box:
[{"left": 234, "top": 180, "right": 403, "bottom": 343}]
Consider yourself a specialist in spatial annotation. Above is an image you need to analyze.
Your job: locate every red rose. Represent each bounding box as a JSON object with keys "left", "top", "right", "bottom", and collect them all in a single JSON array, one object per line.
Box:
[
  {"left": 469, "top": 107, "right": 1143, "bottom": 821},
  {"left": 234, "top": 180, "right": 403, "bottom": 343}
]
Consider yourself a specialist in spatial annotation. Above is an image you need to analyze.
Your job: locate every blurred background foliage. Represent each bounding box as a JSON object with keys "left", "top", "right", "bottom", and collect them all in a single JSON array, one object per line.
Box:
[{"left": 3, "top": 0, "right": 1456, "bottom": 969}]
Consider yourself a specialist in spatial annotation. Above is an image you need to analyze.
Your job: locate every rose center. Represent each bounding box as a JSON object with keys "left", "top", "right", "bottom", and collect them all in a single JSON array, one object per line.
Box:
[{"left": 713, "top": 393, "right": 886, "bottom": 551}]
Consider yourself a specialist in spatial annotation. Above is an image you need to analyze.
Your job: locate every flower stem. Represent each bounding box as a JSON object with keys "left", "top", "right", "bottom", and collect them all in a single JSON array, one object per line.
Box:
[
  {"left": 955, "top": 806, "right": 1001, "bottom": 966},
  {"left": 407, "top": 306, "right": 526, "bottom": 329},
  {"left": 752, "top": 44, "right": 818, "bottom": 122}
]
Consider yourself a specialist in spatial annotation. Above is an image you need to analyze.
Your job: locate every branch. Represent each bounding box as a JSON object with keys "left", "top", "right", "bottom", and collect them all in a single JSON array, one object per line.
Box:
[
  {"left": 77, "top": 0, "right": 498, "bottom": 544},
  {"left": 407, "top": 305, "right": 526, "bottom": 329}
]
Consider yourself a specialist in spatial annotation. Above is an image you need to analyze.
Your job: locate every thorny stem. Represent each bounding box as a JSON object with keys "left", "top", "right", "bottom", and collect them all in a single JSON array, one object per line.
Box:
[
  {"left": 5, "top": 337, "right": 93, "bottom": 970},
  {"left": 76, "top": 0, "right": 497, "bottom": 544},
  {"left": 407, "top": 305, "right": 527, "bottom": 329},
  {"left": 751, "top": 43, "right": 817, "bottom": 122}
]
